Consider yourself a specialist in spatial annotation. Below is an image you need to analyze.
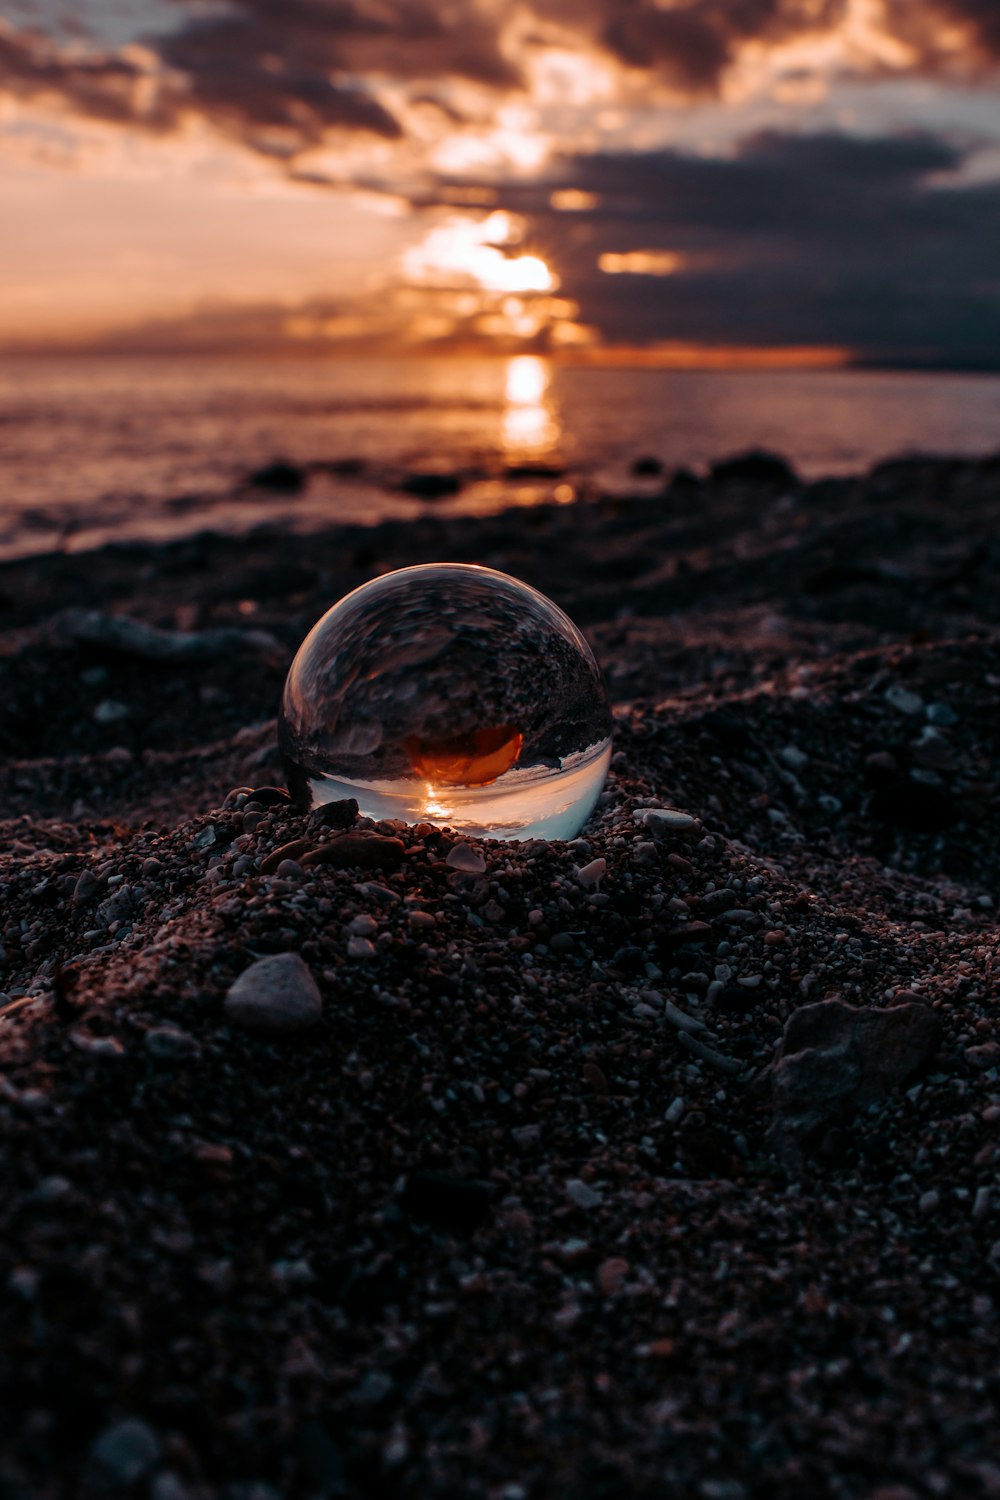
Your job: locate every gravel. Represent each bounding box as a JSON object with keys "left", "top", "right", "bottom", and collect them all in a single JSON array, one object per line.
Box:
[{"left": 1, "top": 451, "right": 999, "bottom": 1498}]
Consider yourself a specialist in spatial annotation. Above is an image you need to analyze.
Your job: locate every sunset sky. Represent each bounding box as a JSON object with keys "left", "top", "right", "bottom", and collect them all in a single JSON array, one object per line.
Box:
[{"left": 2, "top": 0, "right": 1000, "bottom": 365}]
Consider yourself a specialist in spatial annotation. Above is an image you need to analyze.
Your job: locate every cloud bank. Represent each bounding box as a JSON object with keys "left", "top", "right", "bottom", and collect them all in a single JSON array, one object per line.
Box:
[{"left": 4, "top": 0, "right": 1000, "bottom": 164}]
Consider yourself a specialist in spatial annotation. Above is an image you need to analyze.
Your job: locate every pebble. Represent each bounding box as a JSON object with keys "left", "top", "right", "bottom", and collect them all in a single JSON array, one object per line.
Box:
[
  {"left": 347, "top": 936, "right": 376, "bottom": 959},
  {"left": 72, "top": 869, "right": 100, "bottom": 905},
  {"left": 926, "top": 701, "right": 958, "bottom": 726},
  {"left": 565, "top": 1178, "right": 603, "bottom": 1209},
  {"left": 678, "top": 1032, "right": 742, "bottom": 1075},
  {"left": 446, "top": 843, "right": 487, "bottom": 874},
  {"left": 223, "top": 953, "right": 323, "bottom": 1034},
  {"left": 144, "top": 1026, "right": 197, "bottom": 1060},
  {"left": 93, "top": 699, "right": 130, "bottom": 725},
  {"left": 966, "top": 1042, "right": 1000, "bottom": 1069},
  {"left": 576, "top": 857, "right": 606, "bottom": 889},
  {"left": 597, "top": 1257, "right": 630, "bottom": 1295},
  {"left": 664, "top": 1096, "right": 685, "bottom": 1124},
  {"left": 663, "top": 1000, "right": 708, "bottom": 1034},
  {"left": 885, "top": 683, "right": 924, "bottom": 716},
  {"left": 70, "top": 1031, "right": 124, "bottom": 1058},
  {"left": 90, "top": 1418, "right": 160, "bottom": 1487},
  {"left": 636, "top": 808, "right": 701, "bottom": 838}
]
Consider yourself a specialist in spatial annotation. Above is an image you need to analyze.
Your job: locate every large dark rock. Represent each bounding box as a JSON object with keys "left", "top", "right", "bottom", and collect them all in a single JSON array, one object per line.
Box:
[
  {"left": 248, "top": 459, "right": 306, "bottom": 493},
  {"left": 710, "top": 449, "right": 798, "bottom": 491},
  {"left": 398, "top": 470, "right": 463, "bottom": 499},
  {"left": 767, "top": 998, "right": 940, "bottom": 1168}
]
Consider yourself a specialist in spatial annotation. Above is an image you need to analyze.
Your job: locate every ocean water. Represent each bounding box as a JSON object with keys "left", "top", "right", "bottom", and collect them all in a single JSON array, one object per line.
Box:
[{"left": 0, "top": 353, "right": 998, "bottom": 559}]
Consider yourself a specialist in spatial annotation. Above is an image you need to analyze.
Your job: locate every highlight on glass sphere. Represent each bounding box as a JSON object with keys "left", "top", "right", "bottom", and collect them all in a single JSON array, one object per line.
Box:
[{"left": 279, "top": 563, "right": 613, "bottom": 841}]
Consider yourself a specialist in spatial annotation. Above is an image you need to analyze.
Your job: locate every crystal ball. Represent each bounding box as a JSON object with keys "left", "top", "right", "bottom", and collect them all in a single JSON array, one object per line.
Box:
[{"left": 279, "top": 563, "right": 613, "bottom": 841}]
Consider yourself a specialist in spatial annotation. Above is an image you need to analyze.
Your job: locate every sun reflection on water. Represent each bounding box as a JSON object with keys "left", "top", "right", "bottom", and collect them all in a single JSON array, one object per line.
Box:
[{"left": 502, "top": 355, "right": 560, "bottom": 454}]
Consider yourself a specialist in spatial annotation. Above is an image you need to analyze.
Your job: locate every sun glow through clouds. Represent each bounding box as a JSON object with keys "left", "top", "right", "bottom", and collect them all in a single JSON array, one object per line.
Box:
[{"left": 402, "top": 211, "right": 556, "bottom": 295}]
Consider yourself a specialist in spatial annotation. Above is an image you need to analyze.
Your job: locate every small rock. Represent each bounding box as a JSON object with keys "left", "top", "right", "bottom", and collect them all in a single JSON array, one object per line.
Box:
[
  {"left": 637, "top": 808, "right": 700, "bottom": 838},
  {"left": 576, "top": 857, "right": 606, "bottom": 890},
  {"left": 94, "top": 699, "right": 130, "bottom": 725},
  {"left": 307, "top": 798, "right": 359, "bottom": 830},
  {"left": 926, "top": 702, "right": 958, "bottom": 726},
  {"left": 71, "top": 1031, "right": 124, "bottom": 1058},
  {"left": 144, "top": 1026, "right": 197, "bottom": 1060},
  {"left": 347, "top": 936, "right": 376, "bottom": 959},
  {"left": 72, "top": 869, "right": 100, "bottom": 905},
  {"left": 885, "top": 683, "right": 924, "bottom": 716},
  {"left": 596, "top": 1257, "right": 630, "bottom": 1295},
  {"left": 90, "top": 1418, "right": 160, "bottom": 1487},
  {"left": 565, "top": 1178, "right": 603, "bottom": 1210},
  {"left": 223, "top": 954, "right": 322, "bottom": 1034},
  {"left": 446, "top": 842, "right": 487, "bottom": 874}
]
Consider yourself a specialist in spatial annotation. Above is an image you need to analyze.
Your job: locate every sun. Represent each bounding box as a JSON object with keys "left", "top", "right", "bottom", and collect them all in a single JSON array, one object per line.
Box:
[{"left": 402, "top": 211, "right": 557, "bottom": 296}]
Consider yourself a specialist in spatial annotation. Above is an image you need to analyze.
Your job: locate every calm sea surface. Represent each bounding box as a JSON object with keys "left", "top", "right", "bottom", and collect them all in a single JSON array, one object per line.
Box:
[{"left": 0, "top": 354, "right": 998, "bottom": 558}]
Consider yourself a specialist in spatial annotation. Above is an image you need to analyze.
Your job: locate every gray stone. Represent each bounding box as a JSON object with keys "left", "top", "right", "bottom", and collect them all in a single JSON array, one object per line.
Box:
[
  {"left": 90, "top": 1418, "right": 160, "bottom": 1486},
  {"left": 224, "top": 953, "right": 322, "bottom": 1035},
  {"left": 885, "top": 683, "right": 924, "bottom": 716},
  {"left": 636, "top": 807, "right": 701, "bottom": 838},
  {"left": 565, "top": 1178, "right": 603, "bottom": 1209},
  {"left": 767, "top": 998, "right": 939, "bottom": 1167},
  {"left": 144, "top": 1026, "right": 197, "bottom": 1060},
  {"left": 446, "top": 842, "right": 486, "bottom": 874}
]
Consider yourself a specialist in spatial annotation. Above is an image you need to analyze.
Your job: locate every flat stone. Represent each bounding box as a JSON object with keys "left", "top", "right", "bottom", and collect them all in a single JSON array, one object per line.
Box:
[
  {"left": 300, "top": 833, "right": 405, "bottom": 871},
  {"left": 767, "top": 998, "right": 940, "bottom": 1167},
  {"left": 224, "top": 953, "right": 322, "bottom": 1035},
  {"left": 636, "top": 808, "right": 701, "bottom": 838},
  {"left": 446, "top": 842, "right": 487, "bottom": 874}
]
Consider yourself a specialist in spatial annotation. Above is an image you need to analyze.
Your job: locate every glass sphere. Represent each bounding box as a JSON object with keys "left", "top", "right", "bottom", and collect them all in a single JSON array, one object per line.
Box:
[{"left": 279, "top": 563, "right": 613, "bottom": 841}]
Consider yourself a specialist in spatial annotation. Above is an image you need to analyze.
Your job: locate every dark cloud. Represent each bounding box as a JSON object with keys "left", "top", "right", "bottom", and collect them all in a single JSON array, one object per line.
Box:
[
  {"left": 0, "top": 24, "right": 177, "bottom": 131},
  {"left": 5, "top": 0, "right": 1000, "bottom": 162},
  {"left": 533, "top": 0, "right": 845, "bottom": 94},
  {"left": 535, "top": 0, "right": 1000, "bottom": 92},
  {"left": 0, "top": 1, "right": 519, "bottom": 157},
  {"left": 156, "top": 0, "right": 516, "bottom": 153},
  {"left": 455, "top": 132, "right": 1000, "bottom": 365}
]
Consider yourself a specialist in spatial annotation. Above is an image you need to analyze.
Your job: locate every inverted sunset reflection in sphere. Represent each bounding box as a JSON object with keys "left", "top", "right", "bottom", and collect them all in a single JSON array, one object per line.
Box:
[{"left": 279, "top": 564, "right": 613, "bottom": 841}]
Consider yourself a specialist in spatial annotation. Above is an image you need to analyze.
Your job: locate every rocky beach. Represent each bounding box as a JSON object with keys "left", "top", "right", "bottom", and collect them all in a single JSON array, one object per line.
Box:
[{"left": 1, "top": 450, "right": 1000, "bottom": 1499}]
